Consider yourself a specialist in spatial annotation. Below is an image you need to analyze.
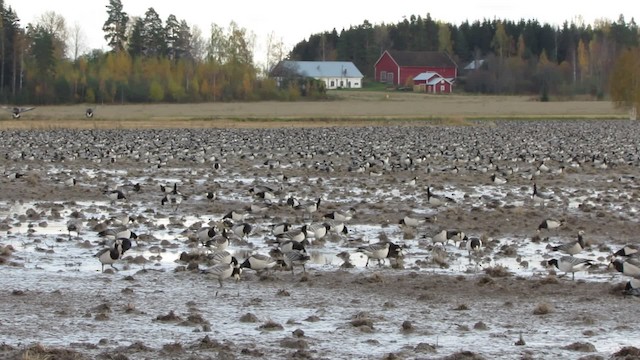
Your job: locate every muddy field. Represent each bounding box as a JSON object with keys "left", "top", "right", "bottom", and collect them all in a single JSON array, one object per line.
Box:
[{"left": 1, "top": 119, "right": 640, "bottom": 360}]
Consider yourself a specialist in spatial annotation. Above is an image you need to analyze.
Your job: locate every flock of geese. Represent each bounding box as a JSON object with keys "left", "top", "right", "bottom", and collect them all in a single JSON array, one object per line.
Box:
[{"left": 1, "top": 120, "right": 639, "bottom": 292}]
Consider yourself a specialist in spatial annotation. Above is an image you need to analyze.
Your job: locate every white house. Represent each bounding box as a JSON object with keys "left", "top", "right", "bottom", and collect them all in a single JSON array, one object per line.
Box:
[{"left": 271, "top": 61, "right": 364, "bottom": 89}]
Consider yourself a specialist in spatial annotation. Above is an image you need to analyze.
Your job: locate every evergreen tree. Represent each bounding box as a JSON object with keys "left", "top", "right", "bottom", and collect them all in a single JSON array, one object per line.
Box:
[{"left": 102, "top": 0, "right": 128, "bottom": 52}]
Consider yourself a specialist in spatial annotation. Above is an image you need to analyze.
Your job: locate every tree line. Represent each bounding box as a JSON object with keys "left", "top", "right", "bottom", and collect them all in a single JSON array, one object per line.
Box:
[
  {"left": 0, "top": 0, "right": 638, "bottom": 106},
  {"left": 290, "top": 14, "right": 639, "bottom": 99},
  {"left": 0, "top": 0, "right": 322, "bottom": 105}
]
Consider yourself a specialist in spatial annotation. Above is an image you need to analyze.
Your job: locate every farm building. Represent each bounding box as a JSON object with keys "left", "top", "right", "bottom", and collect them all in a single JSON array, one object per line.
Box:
[
  {"left": 270, "top": 61, "right": 364, "bottom": 89},
  {"left": 374, "top": 50, "right": 457, "bottom": 88},
  {"left": 413, "top": 71, "right": 453, "bottom": 93}
]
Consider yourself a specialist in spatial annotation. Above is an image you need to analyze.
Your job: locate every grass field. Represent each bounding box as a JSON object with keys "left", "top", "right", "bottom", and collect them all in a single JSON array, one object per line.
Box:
[{"left": 0, "top": 91, "right": 628, "bottom": 129}]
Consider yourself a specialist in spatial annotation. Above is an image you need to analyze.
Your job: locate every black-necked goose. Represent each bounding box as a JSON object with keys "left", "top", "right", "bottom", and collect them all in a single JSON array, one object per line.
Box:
[
  {"left": 279, "top": 239, "right": 308, "bottom": 254},
  {"left": 432, "top": 230, "right": 467, "bottom": 246},
  {"left": 550, "top": 231, "right": 585, "bottom": 255},
  {"left": 548, "top": 256, "right": 594, "bottom": 280},
  {"left": 161, "top": 183, "right": 184, "bottom": 211},
  {"left": 609, "top": 258, "right": 640, "bottom": 277},
  {"left": 203, "top": 233, "right": 230, "bottom": 251},
  {"left": 4, "top": 106, "right": 35, "bottom": 119},
  {"left": 613, "top": 245, "right": 639, "bottom": 257},
  {"left": 201, "top": 256, "right": 241, "bottom": 287},
  {"left": 356, "top": 241, "right": 403, "bottom": 267},
  {"left": 196, "top": 226, "right": 217, "bottom": 244},
  {"left": 207, "top": 250, "right": 232, "bottom": 265},
  {"left": 105, "top": 189, "right": 126, "bottom": 202},
  {"left": 532, "top": 183, "right": 553, "bottom": 205},
  {"left": 96, "top": 246, "right": 122, "bottom": 272},
  {"left": 490, "top": 174, "right": 507, "bottom": 185},
  {"left": 276, "top": 227, "right": 307, "bottom": 243},
  {"left": 270, "top": 249, "right": 310, "bottom": 275},
  {"left": 624, "top": 278, "right": 640, "bottom": 296},
  {"left": 466, "top": 237, "right": 483, "bottom": 254},
  {"left": 323, "top": 207, "right": 355, "bottom": 222},
  {"left": 537, "top": 218, "right": 564, "bottom": 232},
  {"left": 325, "top": 219, "right": 348, "bottom": 235},
  {"left": 295, "top": 198, "right": 322, "bottom": 217},
  {"left": 426, "top": 186, "right": 455, "bottom": 206},
  {"left": 231, "top": 222, "right": 253, "bottom": 239},
  {"left": 206, "top": 191, "right": 216, "bottom": 201},
  {"left": 399, "top": 215, "right": 436, "bottom": 228},
  {"left": 223, "top": 210, "right": 248, "bottom": 222},
  {"left": 302, "top": 223, "right": 330, "bottom": 240},
  {"left": 271, "top": 222, "right": 292, "bottom": 236},
  {"left": 240, "top": 254, "right": 279, "bottom": 273}
]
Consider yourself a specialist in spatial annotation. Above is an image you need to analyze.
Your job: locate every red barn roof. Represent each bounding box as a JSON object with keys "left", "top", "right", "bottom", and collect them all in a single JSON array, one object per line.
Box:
[{"left": 384, "top": 50, "right": 457, "bottom": 68}]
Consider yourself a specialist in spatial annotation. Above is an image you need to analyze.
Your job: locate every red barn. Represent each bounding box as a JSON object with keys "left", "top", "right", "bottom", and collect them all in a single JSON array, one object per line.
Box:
[
  {"left": 374, "top": 50, "right": 457, "bottom": 87},
  {"left": 413, "top": 71, "right": 453, "bottom": 93}
]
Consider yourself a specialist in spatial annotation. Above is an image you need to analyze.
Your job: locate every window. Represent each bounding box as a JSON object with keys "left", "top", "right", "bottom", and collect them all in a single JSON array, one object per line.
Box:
[
  {"left": 330, "top": 80, "right": 335, "bottom": 88},
  {"left": 440, "top": 84, "right": 446, "bottom": 92},
  {"left": 380, "top": 71, "right": 387, "bottom": 82}
]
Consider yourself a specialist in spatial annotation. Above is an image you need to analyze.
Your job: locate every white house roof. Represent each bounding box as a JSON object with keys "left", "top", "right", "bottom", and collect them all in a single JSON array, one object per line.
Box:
[
  {"left": 413, "top": 71, "right": 440, "bottom": 81},
  {"left": 464, "top": 59, "right": 485, "bottom": 70},
  {"left": 276, "top": 61, "right": 364, "bottom": 78}
]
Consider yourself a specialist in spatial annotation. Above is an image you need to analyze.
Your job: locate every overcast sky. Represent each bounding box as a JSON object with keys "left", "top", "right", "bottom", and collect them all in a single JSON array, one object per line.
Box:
[{"left": 6, "top": 0, "right": 637, "bottom": 64}]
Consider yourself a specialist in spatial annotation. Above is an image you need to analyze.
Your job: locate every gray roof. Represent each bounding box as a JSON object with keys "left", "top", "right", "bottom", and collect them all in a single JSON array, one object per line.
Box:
[{"left": 272, "top": 61, "right": 363, "bottom": 78}]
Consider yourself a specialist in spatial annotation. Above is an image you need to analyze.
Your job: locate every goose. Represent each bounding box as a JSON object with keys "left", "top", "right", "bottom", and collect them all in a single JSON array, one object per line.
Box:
[
  {"left": 426, "top": 186, "right": 455, "bottom": 206},
  {"left": 537, "top": 218, "right": 564, "bottom": 232},
  {"left": 323, "top": 207, "right": 355, "bottom": 222},
  {"left": 105, "top": 189, "right": 126, "bottom": 202},
  {"left": 490, "top": 174, "right": 507, "bottom": 185},
  {"left": 207, "top": 250, "right": 232, "bottom": 265},
  {"left": 399, "top": 215, "right": 436, "bottom": 228},
  {"left": 201, "top": 257, "right": 241, "bottom": 287},
  {"left": 302, "top": 223, "right": 330, "bottom": 240},
  {"left": 4, "top": 106, "right": 35, "bottom": 119},
  {"left": 279, "top": 239, "right": 308, "bottom": 254},
  {"left": 223, "top": 210, "right": 248, "bottom": 222},
  {"left": 271, "top": 222, "right": 292, "bottom": 236},
  {"left": 205, "top": 191, "right": 217, "bottom": 201},
  {"left": 203, "top": 233, "right": 230, "bottom": 251},
  {"left": 270, "top": 249, "right": 310, "bottom": 275},
  {"left": 547, "top": 256, "right": 594, "bottom": 280},
  {"left": 613, "top": 245, "right": 639, "bottom": 258},
  {"left": 98, "top": 228, "right": 138, "bottom": 242},
  {"left": 286, "top": 196, "right": 301, "bottom": 208},
  {"left": 432, "top": 230, "right": 467, "bottom": 246},
  {"left": 466, "top": 237, "right": 483, "bottom": 255},
  {"left": 240, "top": 253, "right": 279, "bottom": 273},
  {"left": 609, "top": 258, "right": 640, "bottom": 278},
  {"left": 196, "top": 226, "right": 217, "bottom": 244},
  {"left": 161, "top": 183, "right": 184, "bottom": 211},
  {"left": 624, "top": 278, "right": 640, "bottom": 296},
  {"left": 276, "top": 228, "right": 307, "bottom": 243},
  {"left": 325, "top": 219, "right": 349, "bottom": 235},
  {"left": 356, "top": 241, "right": 403, "bottom": 267},
  {"left": 66, "top": 219, "right": 83, "bottom": 239},
  {"left": 295, "top": 197, "right": 322, "bottom": 216},
  {"left": 550, "top": 231, "right": 585, "bottom": 255},
  {"left": 532, "top": 183, "right": 553, "bottom": 205},
  {"left": 95, "top": 242, "right": 124, "bottom": 272},
  {"left": 231, "top": 222, "right": 253, "bottom": 239}
]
